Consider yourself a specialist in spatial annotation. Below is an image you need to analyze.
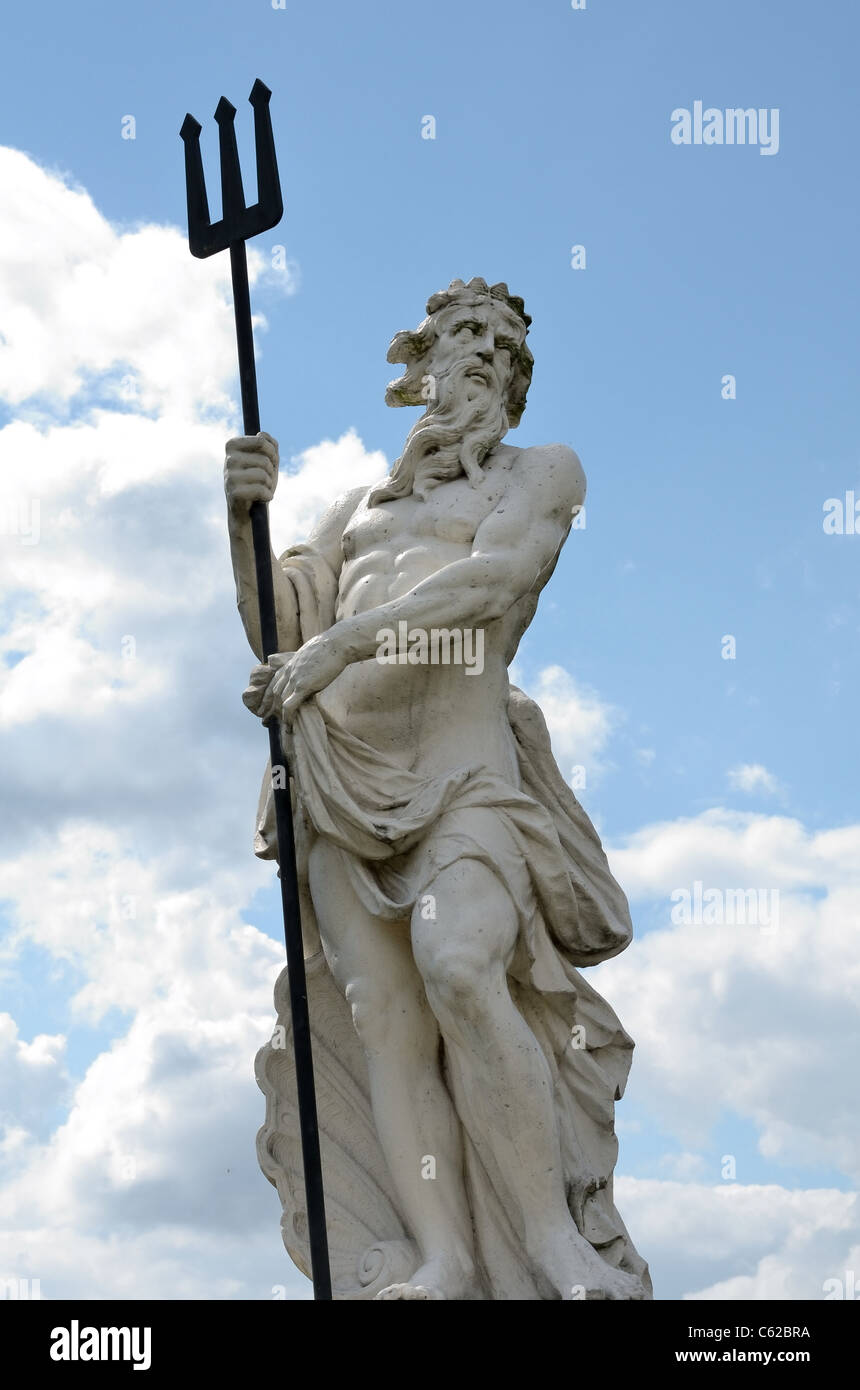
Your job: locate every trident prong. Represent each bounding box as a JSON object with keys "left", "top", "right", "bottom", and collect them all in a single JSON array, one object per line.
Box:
[
  {"left": 180, "top": 82, "right": 331, "bottom": 1302},
  {"left": 181, "top": 80, "right": 283, "bottom": 259}
]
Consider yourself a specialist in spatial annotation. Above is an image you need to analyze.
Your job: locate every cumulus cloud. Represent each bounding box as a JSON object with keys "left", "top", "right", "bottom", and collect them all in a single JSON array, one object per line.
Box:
[
  {"left": 269, "top": 428, "right": 387, "bottom": 551},
  {"left": 514, "top": 663, "right": 616, "bottom": 787},
  {"left": 0, "top": 1014, "right": 70, "bottom": 1144},
  {"left": 0, "top": 827, "right": 291, "bottom": 1293},
  {"left": 0, "top": 145, "right": 855, "bottom": 1305},
  {"left": 0, "top": 145, "right": 382, "bottom": 867},
  {"left": 618, "top": 1179, "right": 860, "bottom": 1301},
  {"left": 0, "top": 147, "right": 295, "bottom": 417},
  {"left": 612, "top": 808, "right": 860, "bottom": 900},
  {"left": 0, "top": 147, "right": 377, "bottom": 1300},
  {"left": 597, "top": 809, "right": 860, "bottom": 1178}
]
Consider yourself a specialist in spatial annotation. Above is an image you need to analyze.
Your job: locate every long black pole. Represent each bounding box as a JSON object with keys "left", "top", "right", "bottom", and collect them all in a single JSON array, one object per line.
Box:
[{"left": 229, "top": 241, "right": 332, "bottom": 1300}]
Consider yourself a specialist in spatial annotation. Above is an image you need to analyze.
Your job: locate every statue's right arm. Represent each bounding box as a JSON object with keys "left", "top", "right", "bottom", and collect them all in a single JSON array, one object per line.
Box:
[{"left": 224, "top": 432, "right": 364, "bottom": 661}]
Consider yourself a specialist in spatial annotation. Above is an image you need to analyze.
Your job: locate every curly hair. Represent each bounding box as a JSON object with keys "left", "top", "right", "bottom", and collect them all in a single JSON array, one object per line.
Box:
[{"left": 384, "top": 277, "right": 534, "bottom": 427}]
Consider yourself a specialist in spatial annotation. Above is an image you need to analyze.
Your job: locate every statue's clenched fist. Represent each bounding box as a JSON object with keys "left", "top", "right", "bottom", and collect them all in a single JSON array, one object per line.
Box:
[
  {"left": 224, "top": 431, "right": 279, "bottom": 514},
  {"left": 243, "top": 634, "right": 348, "bottom": 725}
]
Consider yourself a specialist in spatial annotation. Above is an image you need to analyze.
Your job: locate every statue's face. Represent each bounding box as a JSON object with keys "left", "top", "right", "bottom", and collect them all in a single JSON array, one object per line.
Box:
[{"left": 426, "top": 303, "right": 523, "bottom": 408}]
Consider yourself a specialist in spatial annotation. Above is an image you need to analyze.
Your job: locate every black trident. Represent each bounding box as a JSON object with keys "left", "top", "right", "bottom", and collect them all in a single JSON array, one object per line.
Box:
[{"left": 180, "top": 81, "right": 332, "bottom": 1300}]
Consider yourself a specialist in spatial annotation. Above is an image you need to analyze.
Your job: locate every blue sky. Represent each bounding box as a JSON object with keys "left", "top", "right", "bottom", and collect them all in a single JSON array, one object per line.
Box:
[
  {"left": 5, "top": 0, "right": 857, "bottom": 832},
  {"left": 1, "top": 0, "right": 858, "bottom": 1301}
]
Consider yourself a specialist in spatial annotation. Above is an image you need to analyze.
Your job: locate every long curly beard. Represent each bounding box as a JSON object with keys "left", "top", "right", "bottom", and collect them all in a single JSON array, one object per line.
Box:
[{"left": 370, "top": 360, "right": 509, "bottom": 505}]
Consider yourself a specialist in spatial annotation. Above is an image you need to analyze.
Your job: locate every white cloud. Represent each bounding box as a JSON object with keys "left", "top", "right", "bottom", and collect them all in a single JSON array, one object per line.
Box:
[
  {"left": 658, "top": 1151, "right": 707, "bottom": 1182},
  {"left": 0, "top": 823, "right": 301, "bottom": 1298},
  {"left": 0, "top": 145, "right": 855, "bottom": 1304},
  {"left": 612, "top": 808, "right": 860, "bottom": 898},
  {"left": 597, "top": 809, "right": 860, "bottom": 1178},
  {"left": 728, "top": 763, "right": 781, "bottom": 797},
  {"left": 0, "top": 149, "right": 383, "bottom": 1299},
  {"left": 269, "top": 428, "right": 387, "bottom": 551},
  {"left": 0, "top": 146, "right": 295, "bottom": 418},
  {"left": 0, "top": 1014, "right": 70, "bottom": 1143},
  {"left": 515, "top": 663, "right": 616, "bottom": 786},
  {"left": 618, "top": 1178, "right": 860, "bottom": 1300}
]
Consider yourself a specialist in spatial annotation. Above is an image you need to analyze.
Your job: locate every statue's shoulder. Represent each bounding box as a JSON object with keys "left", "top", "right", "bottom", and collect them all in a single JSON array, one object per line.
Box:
[
  {"left": 508, "top": 442, "right": 586, "bottom": 512},
  {"left": 334, "top": 483, "right": 373, "bottom": 519},
  {"left": 297, "top": 483, "right": 373, "bottom": 559},
  {"left": 314, "top": 483, "right": 373, "bottom": 537}
]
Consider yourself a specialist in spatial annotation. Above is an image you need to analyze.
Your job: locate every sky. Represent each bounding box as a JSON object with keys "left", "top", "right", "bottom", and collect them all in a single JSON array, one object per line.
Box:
[{"left": 0, "top": 0, "right": 858, "bottom": 1302}]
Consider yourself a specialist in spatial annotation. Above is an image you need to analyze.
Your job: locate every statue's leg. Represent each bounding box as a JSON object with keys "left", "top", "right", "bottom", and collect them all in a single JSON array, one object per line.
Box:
[
  {"left": 308, "top": 836, "right": 481, "bottom": 1300},
  {"left": 411, "top": 831, "right": 646, "bottom": 1301}
]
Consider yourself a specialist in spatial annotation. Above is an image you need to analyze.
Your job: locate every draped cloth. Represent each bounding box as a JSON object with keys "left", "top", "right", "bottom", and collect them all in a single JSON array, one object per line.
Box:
[{"left": 254, "top": 544, "right": 651, "bottom": 1299}]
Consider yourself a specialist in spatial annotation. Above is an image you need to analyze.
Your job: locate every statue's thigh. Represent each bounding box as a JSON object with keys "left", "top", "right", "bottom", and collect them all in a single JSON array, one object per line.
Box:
[
  {"left": 409, "top": 808, "right": 526, "bottom": 982},
  {"left": 307, "top": 835, "right": 418, "bottom": 994}
]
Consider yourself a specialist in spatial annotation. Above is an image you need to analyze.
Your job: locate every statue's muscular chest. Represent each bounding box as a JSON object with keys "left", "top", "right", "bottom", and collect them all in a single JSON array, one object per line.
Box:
[{"left": 341, "top": 457, "right": 514, "bottom": 570}]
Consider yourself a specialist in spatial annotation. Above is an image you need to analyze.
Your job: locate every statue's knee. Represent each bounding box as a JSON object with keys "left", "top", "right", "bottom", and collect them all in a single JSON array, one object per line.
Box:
[
  {"left": 416, "top": 939, "right": 489, "bottom": 1022},
  {"left": 412, "top": 867, "right": 514, "bottom": 1024},
  {"left": 344, "top": 977, "right": 391, "bottom": 1051}
]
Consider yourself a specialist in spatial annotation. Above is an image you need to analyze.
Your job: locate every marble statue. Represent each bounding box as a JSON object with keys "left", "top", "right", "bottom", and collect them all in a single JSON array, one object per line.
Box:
[{"left": 229, "top": 277, "right": 651, "bottom": 1300}]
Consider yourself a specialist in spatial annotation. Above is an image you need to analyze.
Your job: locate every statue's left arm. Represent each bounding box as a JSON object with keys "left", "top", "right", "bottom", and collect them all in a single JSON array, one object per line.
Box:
[
  {"left": 249, "top": 444, "right": 585, "bottom": 721},
  {"left": 337, "top": 440, "right": 585, "bottom": 637}
]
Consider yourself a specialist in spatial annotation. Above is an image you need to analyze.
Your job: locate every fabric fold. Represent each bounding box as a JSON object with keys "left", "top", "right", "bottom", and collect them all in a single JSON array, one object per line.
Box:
[{"left": 252, "top": 539, "right": 650, "bottom": 1293}]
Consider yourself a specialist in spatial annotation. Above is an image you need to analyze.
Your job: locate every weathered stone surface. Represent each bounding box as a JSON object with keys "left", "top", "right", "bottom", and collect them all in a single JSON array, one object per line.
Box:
[{"left": 227, "top": 278, "right": 650, "bottom": 1300}]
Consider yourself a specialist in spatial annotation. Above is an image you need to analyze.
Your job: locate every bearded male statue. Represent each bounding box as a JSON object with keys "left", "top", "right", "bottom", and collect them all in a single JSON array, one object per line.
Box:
[{"left": 232, "top": 278, "right": 651, "bottom": 1301}]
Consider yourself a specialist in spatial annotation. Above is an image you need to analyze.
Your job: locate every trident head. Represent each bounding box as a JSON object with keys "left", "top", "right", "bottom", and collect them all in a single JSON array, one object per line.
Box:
[{"left": 180, "top": 78, "right": 283, "bottom": 258}]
